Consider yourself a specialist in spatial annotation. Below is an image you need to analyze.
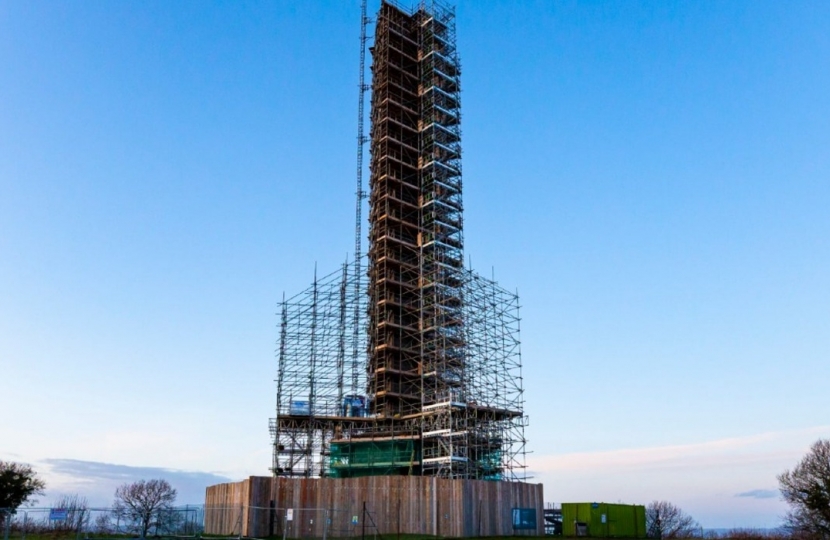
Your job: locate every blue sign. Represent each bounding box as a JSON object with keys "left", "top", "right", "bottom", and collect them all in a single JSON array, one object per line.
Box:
[
  {"left": 352, "top": 515, "right": 359, "bottom": 525},
  {"left": 49, "top": 509, "right": 68, "bottom": 521},
  {"left": 289, "top": 401, "right": 310, "bottom": 415},
  {"left": 512, "top": 508, "right": 537, "bottom": 530}
]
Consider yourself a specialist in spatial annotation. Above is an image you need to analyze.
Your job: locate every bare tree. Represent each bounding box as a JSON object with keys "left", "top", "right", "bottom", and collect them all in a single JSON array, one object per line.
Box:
[
  {"left": 646, "top": 500, "right": 700, "bottom": 539},
  {"left": 0, "top": 461, "right": 46, "bottom": 530},
  {"left": 49, "top": 494, "right": 89, "bottom": 533},
  {"left": 778, "top": 439, "right": 830, "bottom": 540},
  {"left": 112, "top": 479, "right": 177, "bottom": 538},
  {"left": 94, "top": 512, "right": 114, "bottom": 535}
]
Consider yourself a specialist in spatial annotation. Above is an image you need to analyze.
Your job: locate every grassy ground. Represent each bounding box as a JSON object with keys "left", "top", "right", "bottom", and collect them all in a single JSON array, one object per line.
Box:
[{"left": 6, "top": 535, "right": 789, "bottom": 540}]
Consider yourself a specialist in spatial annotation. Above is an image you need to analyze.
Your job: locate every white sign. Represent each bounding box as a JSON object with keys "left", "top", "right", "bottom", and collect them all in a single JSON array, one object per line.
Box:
[
  {"left": 601, "top": 514, "right": 607, "bottom": 524},
  {"left": 286, "top": 509, "right": 294, "bottom": 521}
]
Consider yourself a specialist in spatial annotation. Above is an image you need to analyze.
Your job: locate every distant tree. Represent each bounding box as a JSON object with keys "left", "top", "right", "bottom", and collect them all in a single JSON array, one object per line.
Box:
[
  {"left": 646, "top": 500, "right": 700, "bottom": 539},
  {"left": 778, "top": 439, "right": 830, "bottom": 540},
  {"left": 723, "top": 529, "right": 791, "bottom": 540},
  {"left": 112, "top": 479, "right": 177, "bottom": 538},
  {"left": 156, "top": 507, "right": 186, "bottom": 535},
  {"left": 93, "top": 512, "right": 113, "bottom": 535},
  {"left": 49, "top": 494, "right": 89, "bottom": 532},
  {"left": 0, "top": 461, "right": 46, "bottom": 528}
]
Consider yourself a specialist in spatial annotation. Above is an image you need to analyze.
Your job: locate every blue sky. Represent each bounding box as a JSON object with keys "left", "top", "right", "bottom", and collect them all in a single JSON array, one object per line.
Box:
[{"left": 2, "top": 0, "right": 829, "bottom": 528}]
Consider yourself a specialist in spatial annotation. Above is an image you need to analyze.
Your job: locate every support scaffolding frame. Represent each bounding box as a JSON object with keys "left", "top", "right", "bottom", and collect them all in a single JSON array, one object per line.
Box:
[
  {"left": 270, "top": 259, "right": 527, "bottom": 481},
  {"left": 270, "top": 0, "right": 528, "bottom": 483}
]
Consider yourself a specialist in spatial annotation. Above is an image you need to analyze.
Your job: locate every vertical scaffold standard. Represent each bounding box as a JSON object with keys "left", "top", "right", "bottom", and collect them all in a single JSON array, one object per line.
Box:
[{"left": 270, "top": 0, "right": 528, "bottom": 481}]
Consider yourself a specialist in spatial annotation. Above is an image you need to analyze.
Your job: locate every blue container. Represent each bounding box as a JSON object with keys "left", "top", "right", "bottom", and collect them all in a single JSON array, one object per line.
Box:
[
  {"left": 289, "top": 400, "right": 310, "bottom": 415},
  {"left": 342, "top": 395, "right": 366, "bottom": 417}
]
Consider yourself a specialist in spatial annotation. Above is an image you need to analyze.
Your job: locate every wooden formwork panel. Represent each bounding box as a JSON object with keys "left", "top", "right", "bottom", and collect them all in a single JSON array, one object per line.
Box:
[{"left": 205, "top": 476, "right": 544, "bottom": 538}]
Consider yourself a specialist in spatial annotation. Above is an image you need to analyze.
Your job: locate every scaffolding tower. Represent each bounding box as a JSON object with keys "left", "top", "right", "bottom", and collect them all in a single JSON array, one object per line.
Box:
[{"left": 270, "top": 0, "right": 528, "bottom": 481}]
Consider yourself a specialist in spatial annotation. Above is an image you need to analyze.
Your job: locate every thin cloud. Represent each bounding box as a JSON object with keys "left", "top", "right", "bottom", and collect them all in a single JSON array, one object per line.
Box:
[
  {"left": 736, "top": 489, "right": 779, "bottom": 500},
  {"left": 527, "top": 425, "right": 830, "bottom": 473},
  {"left": 43, "top": 459, "right": 231, "bottom": 483},
  {"left": 41, "top": 459, "right": 233, "bottom": 505}
]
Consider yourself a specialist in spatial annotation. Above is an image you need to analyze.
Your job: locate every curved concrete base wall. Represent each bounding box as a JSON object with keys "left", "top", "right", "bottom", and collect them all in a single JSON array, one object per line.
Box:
[{"left": 205, "top": 476, "right": 544, "bottom": 538}]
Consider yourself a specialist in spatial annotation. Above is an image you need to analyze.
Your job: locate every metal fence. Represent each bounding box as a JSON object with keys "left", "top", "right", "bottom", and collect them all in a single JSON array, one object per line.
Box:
[
  {"left": 3, "top": 501, "right": 540, "bottom": 539},
  {"left": 0, "top": 506, "right": 204, "bottom": 540},
  {"left": 203, "top": 503, "right": 543, "bottom": 539},
  {"left": 0, "top": 505, "right": 383, "bottom": 540},
  {"left": 204, "top": 505, "right": 385, "bottom": 540}
]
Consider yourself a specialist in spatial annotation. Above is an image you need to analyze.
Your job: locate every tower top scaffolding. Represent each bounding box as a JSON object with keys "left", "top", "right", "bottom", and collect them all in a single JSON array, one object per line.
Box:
[{"left": 270, "top": 0, "right": 528, "bottom": 481}]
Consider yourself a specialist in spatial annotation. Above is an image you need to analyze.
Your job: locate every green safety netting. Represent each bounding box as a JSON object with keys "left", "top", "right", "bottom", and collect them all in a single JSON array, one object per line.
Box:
[{"left": 328, "top": 440, "right": 419, "bottom": 478}]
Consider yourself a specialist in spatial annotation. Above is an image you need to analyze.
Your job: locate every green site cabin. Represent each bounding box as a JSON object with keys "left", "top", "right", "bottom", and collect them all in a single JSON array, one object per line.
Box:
[{"left": 561, "top": 502, "right": 647, "bottom": 538}]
